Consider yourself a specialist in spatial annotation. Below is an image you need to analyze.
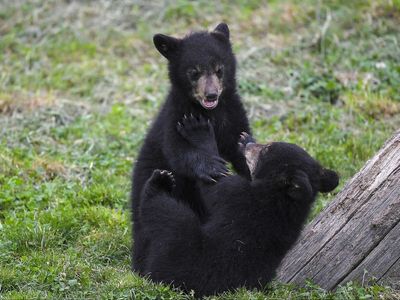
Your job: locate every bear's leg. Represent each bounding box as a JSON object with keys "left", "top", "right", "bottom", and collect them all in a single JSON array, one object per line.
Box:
[
  {"left": 139, "top": 170, "right": 203, "bottom": 278},
  {"left": 176, "top": 114, "right": 229, "bottom": 182},
  {"left": 140, "top": 169, "right": 202, "bottom": 230},
  {"left": 140, "top": 169, "right": 201, "bottom": 237},
  {"left": 133, "top": 169, "right": 175, "bottom": 274}
]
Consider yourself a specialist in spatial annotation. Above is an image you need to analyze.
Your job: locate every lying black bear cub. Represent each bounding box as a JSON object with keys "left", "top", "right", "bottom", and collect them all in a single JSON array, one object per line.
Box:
[
  {"left": 139, "top": 117, "right": 339, "bottom": 297},
  {"left": 132, "top": 23, "right": 253, "bottom": 273}
]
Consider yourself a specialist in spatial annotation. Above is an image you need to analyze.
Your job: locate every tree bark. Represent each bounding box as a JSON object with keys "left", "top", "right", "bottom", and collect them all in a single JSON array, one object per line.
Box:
[{"left": 276, "top": 130, "right": 400, "bottom": 290}]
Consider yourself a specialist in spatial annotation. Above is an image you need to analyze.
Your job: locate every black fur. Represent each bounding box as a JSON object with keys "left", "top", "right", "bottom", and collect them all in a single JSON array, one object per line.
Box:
[
  {"left": 139, "top": 131, "right": 339, "bottom": 297},
  {"left": 131, "top": 23, "right": 251, "bottom": 273}
]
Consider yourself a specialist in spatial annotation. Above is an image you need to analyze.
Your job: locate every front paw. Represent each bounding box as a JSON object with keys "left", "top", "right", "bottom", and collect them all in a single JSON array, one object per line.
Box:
[
  {"left": 176, "top": 114, "right": 214, "bottom": 142},
  {"left": 238, "top": 132, "right": 256, "bottom": 153},
  {"left": 145, "top": 169, "right": 175, "bottom": 195},
  {"left": 194, "top": 155, "right": 230, "bottom": 183}
]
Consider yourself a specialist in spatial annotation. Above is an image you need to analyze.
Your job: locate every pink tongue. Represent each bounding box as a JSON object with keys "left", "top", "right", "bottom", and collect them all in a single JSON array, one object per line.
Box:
[{"left": 203, "top": 99, "right": 217, "bottom": 108}]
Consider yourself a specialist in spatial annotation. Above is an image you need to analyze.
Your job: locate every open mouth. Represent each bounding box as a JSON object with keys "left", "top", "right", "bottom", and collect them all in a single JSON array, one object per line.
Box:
[{"left": 200, "top": 98, "right": 219, "bottom": 110}]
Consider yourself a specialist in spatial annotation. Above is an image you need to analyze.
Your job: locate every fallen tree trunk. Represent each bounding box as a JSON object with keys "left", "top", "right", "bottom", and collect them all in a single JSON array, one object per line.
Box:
[{"left": 277, "top": 130, "right": 400, "bottom": 290}]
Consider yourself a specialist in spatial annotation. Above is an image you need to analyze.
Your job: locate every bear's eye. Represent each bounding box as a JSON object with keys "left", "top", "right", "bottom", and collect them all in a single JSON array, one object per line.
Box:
[
  {"left": 188, "top": 69, "right": 201, "bottom": 81},
  {"left": 215, "top": 65, "right": 224, "bottom": 78}
]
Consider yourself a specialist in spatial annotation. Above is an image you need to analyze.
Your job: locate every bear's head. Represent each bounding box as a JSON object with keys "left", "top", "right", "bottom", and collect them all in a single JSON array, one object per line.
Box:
[
  {"left": 243, "top": 142, "right": 339, "bottom": 199},
  {"left": 153, "top": 23, "right": 236, "bottom": 110}
]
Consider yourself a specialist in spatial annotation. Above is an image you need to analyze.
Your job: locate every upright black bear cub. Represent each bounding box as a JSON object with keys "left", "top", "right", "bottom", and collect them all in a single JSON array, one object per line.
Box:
[
  {"left": 139, "top": 117, "right": 339, "bottom": 297},
  {"left": 132, "top": 23, "right": 252, "bottom": 273}
]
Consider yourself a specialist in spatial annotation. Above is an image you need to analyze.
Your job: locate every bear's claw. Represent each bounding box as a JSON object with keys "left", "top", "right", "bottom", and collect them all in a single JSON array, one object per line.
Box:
[
  {"left": 147, "top": 169, "right": 175, "bottom": 194},
  {"left": 238, "top": 132, "right": 255, "bottom": 153},
  {"left": 176, "top": 114, "right": 214, "bottom": 145}
]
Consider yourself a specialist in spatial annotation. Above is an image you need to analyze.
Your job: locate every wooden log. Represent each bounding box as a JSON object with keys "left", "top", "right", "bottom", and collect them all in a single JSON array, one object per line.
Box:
[
  {"left": 276, "top": 130, "right": 400, "bottom": 290},
  {"left": 341, "top": 221, "right": 400, "bottom": 289},
  {"left": 384, "top": 258, "right": 400, "bottom": 289}
]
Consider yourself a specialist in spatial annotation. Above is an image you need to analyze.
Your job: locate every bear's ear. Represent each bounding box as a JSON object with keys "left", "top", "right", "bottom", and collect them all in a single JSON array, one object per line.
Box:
[
  {"left": 319, "top": 168, "right": 339, "bottom": 193},
  {"left": 212, "top": 23, "right": 230, "bottom": 40},
  {"left": 153, "top": 34, "right": 181, "bottom": 60},
  {"left": 287, "top": 170, "right": 313, "bottom": 201}
]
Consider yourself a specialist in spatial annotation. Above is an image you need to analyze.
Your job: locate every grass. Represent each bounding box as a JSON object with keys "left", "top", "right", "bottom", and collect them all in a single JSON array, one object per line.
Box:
[{"left": 0, "top": 0, "right": 399, "bottom": 299}]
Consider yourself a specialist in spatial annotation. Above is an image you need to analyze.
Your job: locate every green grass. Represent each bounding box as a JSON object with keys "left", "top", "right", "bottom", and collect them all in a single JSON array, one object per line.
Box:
[{"left": 1, "top": 0, "right": 399, "bottom": 299}]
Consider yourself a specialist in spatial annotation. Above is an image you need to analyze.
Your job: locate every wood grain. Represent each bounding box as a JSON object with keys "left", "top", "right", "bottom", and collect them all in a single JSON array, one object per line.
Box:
[
  {"left": 276, "top": 130, "right": 400, "bottom": 290},
  {"left": 340, "top": 221, "right": 400, "bottom": 286}
]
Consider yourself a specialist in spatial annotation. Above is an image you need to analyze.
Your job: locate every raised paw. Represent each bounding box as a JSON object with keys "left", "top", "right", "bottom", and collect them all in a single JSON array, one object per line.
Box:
[
  {"left": 147, "top": 169, "right": 175, "bottom": 194},
  {"left": 238, "top": 132, "right": 256, "bottom": 153},
  {"left": 176, "top": 114, "right": 214, "bottom": 143}
]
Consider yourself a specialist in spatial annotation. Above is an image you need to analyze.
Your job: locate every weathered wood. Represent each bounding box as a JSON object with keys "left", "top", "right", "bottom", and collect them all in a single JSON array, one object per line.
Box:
[
  {"left": 277, "top": 130, "right": 400, "bottom": 290},
  {"left": 383, "top": 258, "right": 400, "bottom": 289},
  {"left": 340, "top": 221, "right": 400, "bottom": 287}
]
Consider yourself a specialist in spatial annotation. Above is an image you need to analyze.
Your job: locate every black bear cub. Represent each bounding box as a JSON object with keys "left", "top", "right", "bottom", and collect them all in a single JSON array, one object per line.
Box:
[
  {"left": 132, "top": 23, "right": 252, "bottom": 273},
  {"left": 139, "top": 118, "right": 339, "bottom": 297}
]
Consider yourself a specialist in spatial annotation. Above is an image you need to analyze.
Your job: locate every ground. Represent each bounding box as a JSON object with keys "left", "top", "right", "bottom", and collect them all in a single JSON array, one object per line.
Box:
[{"left": 0, "top": 0, "right": 399, "bottom": 299}]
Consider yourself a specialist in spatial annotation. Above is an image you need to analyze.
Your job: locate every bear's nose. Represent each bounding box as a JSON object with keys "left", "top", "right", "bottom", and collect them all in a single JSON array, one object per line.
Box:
[{"left": 205, "top": 93, "right": 218, "bottom": 101}]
